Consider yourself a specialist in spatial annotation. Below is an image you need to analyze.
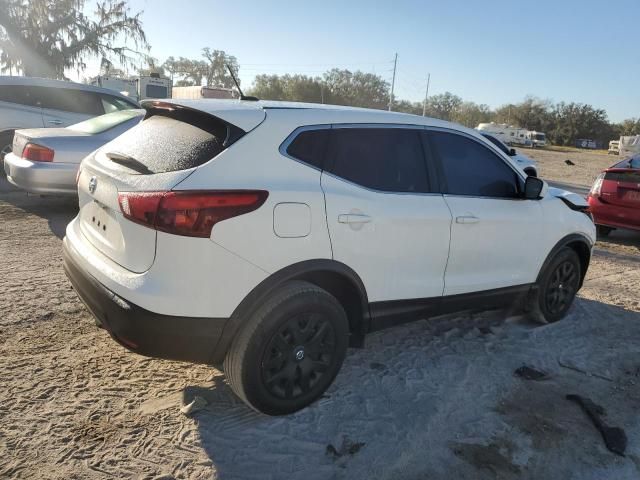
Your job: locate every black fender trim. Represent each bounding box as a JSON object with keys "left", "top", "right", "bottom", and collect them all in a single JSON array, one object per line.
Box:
[
  {"left": 210, "top": 259, "right": 370, "bottom": 364},
  {"left": 536, "top": 233, "right": 593, "bottom": 288}
]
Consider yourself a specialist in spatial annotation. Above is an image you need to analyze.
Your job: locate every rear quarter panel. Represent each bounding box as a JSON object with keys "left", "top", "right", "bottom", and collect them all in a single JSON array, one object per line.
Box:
[{"left": 173, "top": 111, "right": 333, "bottom": 274}]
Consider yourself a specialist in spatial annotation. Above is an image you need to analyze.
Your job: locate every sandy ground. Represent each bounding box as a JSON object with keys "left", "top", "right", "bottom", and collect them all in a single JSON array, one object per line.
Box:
[{"left": 1, "top": 149, "right": 639, "bottom": 479}]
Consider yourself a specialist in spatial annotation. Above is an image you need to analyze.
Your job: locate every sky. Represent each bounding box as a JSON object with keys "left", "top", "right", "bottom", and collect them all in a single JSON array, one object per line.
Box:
[{"left": 79, "top": 0, "right": 639, "bottom": 122}]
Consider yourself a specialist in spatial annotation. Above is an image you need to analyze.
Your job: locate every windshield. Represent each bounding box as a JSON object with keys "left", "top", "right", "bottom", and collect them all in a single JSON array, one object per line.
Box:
[
  {"left": 534, "top": 133, "right": 546, "bottom": 141},
  {"left": 68, "top": 109, "right": 143, "bottom": 134}
]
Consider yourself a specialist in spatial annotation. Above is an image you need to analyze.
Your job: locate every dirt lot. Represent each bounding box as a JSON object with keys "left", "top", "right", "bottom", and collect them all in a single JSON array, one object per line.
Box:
[{"left": 1, "top": 149, "right": 639, "bottom": 479}]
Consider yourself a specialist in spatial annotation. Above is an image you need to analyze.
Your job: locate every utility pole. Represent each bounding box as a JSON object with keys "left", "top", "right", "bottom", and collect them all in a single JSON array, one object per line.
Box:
[
  {"left": 388, "top": 53, "right": 398, "bottom": 111},
  {"left": 422, "top": 73, "right": 431, "bottom": 116}
]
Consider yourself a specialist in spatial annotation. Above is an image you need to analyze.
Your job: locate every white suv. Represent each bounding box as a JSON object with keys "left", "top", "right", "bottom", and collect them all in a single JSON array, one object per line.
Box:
[{"left": 63, "top": 99, "right": 595, "bottom": 415}]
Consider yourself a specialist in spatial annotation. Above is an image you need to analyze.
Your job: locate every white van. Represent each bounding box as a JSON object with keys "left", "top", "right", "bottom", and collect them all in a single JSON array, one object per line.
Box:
[{"left": 0, "top": 76, "right": 139, "bottom": 162}]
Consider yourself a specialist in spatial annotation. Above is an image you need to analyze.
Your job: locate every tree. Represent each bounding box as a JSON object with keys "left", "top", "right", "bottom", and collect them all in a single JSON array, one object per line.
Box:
[
  {"left": 322, "top": 69, "right": 389, "bottom": 109},
  {"left": 424, "top": 92, "right": 462, "bottom": 121},
  {"left": 618, "top": 118, "right": 640, "bottom": 136},
  {"left": 201, "top": 48, "right": 238, "bottom": 88},
  {"left": 451, "top": 101, "right": 492, "bottom": 127},
  {"left": 162, "top": 49, "right": 238, "bottom": 87},
  {"left": 138, "top": 56, "right": 165, "bottom": 77},
  {"left": 0, "top": 0, "right": 148, "bottom": 78}
]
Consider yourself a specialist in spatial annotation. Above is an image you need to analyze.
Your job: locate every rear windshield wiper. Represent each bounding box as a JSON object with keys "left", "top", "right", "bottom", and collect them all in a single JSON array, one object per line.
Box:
[{"left": 105, "top": 152, "right": 152, "bottom": 175}]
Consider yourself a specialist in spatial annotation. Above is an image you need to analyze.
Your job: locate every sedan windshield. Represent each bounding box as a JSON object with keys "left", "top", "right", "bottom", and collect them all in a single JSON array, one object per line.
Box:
[{"left": 68, "top": 109, "right": 144, "bottom": 135}]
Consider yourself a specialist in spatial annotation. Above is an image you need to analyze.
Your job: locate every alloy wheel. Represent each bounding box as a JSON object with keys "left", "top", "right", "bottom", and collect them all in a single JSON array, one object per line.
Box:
[{"left": 545, "top": 260, "right": 579, "bottom": 315}]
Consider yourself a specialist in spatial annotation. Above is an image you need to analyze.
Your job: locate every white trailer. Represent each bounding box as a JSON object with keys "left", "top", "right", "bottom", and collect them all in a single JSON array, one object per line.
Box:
[
  {"left": 90, "top": 73, "right": 172, "bottom": 102},
  {"left": 476, "top": 123, "right": 530, "bottom": 146},
  {"left": 527, "top": 130, "right": 547, "bottom": 148},
  {"left": 172, "top": 86, "right": 237, "bottom": 100},
  {"left": 619, "top": 135, "right": 640, "bottom": 157}
]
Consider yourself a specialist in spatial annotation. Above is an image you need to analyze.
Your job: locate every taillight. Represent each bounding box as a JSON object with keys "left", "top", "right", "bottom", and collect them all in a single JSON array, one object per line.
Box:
[
  {"left": 22, "top": 143, "right": 54, "bottom": 162},
  {"left": 590, "top": 173, "right": 605, "bottom": 197},
  {"left": 118, "top": 190, "right": 269, "bottom": 238}
]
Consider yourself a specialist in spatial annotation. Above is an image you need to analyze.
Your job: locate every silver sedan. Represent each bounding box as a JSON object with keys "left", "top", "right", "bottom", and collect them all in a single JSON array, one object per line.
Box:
[{"left": 3, "top": 109, "right": 144, "bottom": 195}]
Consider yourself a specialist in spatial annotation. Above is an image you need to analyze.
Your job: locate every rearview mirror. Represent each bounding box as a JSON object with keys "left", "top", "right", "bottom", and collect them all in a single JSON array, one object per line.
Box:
[
  {"left": 524, "top": 176, "right": 544, "bottom": 200},
  {"left": 509, "top": 148, "right": 516, "bottom": 156}
]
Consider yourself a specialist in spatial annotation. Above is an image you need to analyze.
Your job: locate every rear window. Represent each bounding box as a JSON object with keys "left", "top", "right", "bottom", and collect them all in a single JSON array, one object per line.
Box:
[
  {"left": 68, "top": 109, "right": 142, "bottom": 134},
  {"left": 103, "top": 115, "right": 225, "bottom": 174},
  {"left": 613, "top": 156, "right": 640, "bottom": 170}
]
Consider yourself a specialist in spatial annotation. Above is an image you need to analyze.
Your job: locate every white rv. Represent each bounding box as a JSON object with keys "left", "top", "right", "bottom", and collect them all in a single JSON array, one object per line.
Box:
[
  {"left": 172, "top": 86, "right": 237, "bottom": 100},
  {"left": 90, "top": 73, "right": 172, "bottom": 102},
  {"left": 619, "top": 135, "right": 640, "bottom": 157},
  {"left": 527, "top": 130, "right": 547, "bottom": 148},
  {"left": 476, "top": 123, "right": 530, "bottom": 146}
]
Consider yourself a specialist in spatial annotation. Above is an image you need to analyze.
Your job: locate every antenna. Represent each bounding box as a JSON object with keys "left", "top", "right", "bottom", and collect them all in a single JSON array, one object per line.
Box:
[{"left": 226, "top": 64, "right": 259, "bottom": 101}]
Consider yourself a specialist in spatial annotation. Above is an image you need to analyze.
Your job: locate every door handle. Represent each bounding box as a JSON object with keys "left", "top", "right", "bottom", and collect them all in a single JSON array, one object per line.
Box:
[
  {"left": 47, "top": 119, "right": 62, "bottom": 125},
  {"left": 338, "top": 214, "right": 372, "bottom": 224},
  {"left": 456, "top": 215, "right": 479, "bottom": 224}
]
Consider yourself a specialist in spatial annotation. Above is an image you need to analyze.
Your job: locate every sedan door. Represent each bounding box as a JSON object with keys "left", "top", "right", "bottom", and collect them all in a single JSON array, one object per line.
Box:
[
  {"left": 321, "top": 126, "right": 452, "bottom": 326},
  {"left": 426, "top": 129, "right": 545, "bottom": 296}
]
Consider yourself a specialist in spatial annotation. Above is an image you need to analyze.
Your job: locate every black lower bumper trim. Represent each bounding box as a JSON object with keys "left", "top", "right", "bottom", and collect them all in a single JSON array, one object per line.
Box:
[{"left": 63, "top": 239, "right": 228, "bottom": 364}]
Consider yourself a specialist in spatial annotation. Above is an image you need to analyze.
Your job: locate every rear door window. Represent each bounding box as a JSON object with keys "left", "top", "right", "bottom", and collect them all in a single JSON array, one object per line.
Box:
[
  {"left": 102, "top": 114, "right": 225, "bottom": 174},
  {"left": 325, "top": 128, "right": 430, "bottom": 193},
  {"left": 428, "top": 130, "right": 520, "bottom": 198},
  {"left": 38, "top": 87, "right": 103, "bottom": 115},
  {"left": 0, "top": 85, "right": 40, "bottom": 107}
]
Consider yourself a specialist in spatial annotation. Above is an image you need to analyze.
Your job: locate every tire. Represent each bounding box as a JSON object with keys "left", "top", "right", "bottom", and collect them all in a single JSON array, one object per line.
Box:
[
  {"left": 524, "top": 168, "right": 537, "bottom": 177},
  {"left": 596, "top": 225, "right": 613, "bottom": 237},
  {"left": 530, "top": 247, "right": 581, "bottom": 323},
  {"left": 224, "top": 281, "right": 349, "bottom": 415}
]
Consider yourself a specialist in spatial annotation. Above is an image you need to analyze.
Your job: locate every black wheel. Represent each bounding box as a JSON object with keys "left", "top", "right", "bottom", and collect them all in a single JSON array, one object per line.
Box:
[
  {"left": 596, "top": 225, "right": 613, "bottom": 237},
  {"left": 224, "top": 281, "right": 349, "bottom": 415},
  {"left": 532, "top": 248, "right": 581, "bottom": 323}
]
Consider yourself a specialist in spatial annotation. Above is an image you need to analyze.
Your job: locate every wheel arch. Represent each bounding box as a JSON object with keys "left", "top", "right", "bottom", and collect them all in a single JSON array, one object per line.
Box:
[
  {"left": 210, "top": 259, "right": 370, "bottom": 364},
  {"left": 537, "top": 233, "right": 592, "bottom": 288}
]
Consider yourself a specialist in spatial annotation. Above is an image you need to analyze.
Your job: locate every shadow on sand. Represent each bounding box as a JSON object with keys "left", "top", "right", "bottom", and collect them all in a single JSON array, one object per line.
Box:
[
  {"left": 0, "top": 176, "right": 78, "bottom": 239},
  {"left": 183, "top": 299, "right": 640, "bottom": 479}
]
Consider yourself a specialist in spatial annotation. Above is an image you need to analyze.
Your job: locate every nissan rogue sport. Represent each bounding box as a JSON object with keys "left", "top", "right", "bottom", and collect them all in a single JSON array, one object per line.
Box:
[{"left": 63, "top": 99, "right": 595, "bottom": 415}]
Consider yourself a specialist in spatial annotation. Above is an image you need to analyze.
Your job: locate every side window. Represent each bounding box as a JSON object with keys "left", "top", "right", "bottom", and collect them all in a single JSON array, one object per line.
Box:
[
  {"left": 326, "top": 128, "right": 429, "bottom": 193},
  {"left": 0, "top": 86, "right": 40, "bottom": 107},
  {"left": 38, "top": 87, "right": 103, "bottom": 115},
  {"left": 285, "top": 129, "right": 330, "bottom": 169},
  {"left": 429, "top": 131, "right": 519, "bottom": 198}
]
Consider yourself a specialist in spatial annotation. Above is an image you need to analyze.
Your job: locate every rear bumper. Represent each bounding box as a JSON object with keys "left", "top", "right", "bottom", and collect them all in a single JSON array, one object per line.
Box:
[
  {"left": 63, "top": 237, "right": 229, "bottom": 364},
  {"left": 4, "top": 152, "right": 78, "bottom": 195},
  {"left": 588, "top": 196, "right": 640, "bottom": 231}
]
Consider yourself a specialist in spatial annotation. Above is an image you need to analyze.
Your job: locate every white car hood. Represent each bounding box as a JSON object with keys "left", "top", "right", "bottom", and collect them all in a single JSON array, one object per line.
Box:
[{"left": 548, "top": 186, "right": 589, "bottom": 208}]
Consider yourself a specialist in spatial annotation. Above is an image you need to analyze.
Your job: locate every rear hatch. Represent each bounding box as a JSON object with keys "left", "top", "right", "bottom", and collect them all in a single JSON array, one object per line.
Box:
[
  {"left": 600, "top": 167, "right": 640, "bottom": 208},
  {"left": 77, "top": 102, "right": 264, "bottom": 273}
]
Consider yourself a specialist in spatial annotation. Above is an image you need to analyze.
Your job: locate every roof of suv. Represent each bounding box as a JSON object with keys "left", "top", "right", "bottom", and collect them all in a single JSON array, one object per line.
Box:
[
  {"left": 141, "top": 98, "right": 463, "bottom": 133},
  {"left": 0, "top": 76, "right": 138, "bottom": 103}
]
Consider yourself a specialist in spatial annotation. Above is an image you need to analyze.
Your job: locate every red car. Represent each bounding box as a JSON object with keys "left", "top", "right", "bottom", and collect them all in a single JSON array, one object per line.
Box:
[{"left": 588, "top": 155, "right": 640, "bottom": 236}]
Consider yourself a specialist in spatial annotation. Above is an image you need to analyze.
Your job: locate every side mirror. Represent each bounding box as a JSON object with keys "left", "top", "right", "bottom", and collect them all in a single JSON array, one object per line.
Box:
[
  {"left": 524, "top": 176, "right": 544, "bottom": 200},
  {"left": 509, "top": 148, "right": 516, "bottom": 156}
]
